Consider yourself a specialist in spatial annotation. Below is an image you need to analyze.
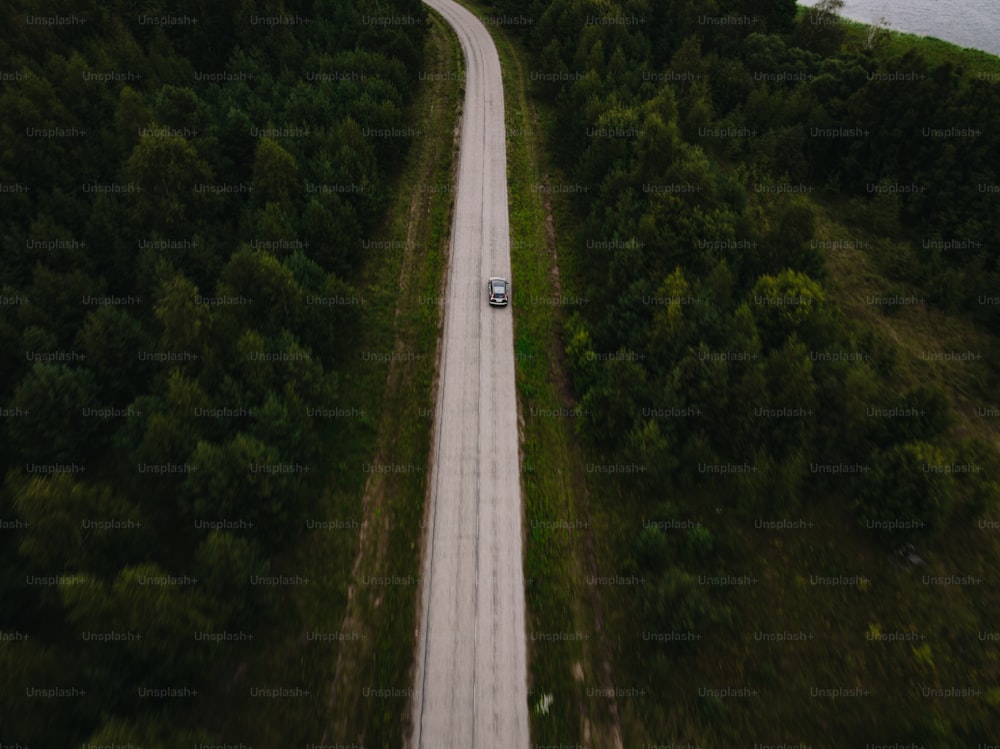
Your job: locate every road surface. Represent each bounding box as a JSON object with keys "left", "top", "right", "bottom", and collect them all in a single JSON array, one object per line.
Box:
[{"left": 409, "top": 1, "right": 529, "bottom": 748}]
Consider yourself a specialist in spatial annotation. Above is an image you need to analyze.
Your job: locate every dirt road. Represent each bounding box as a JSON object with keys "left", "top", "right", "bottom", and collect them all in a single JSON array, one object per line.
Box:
[{"left": 409, "top": 1, "right": 530, "bottom": 747}]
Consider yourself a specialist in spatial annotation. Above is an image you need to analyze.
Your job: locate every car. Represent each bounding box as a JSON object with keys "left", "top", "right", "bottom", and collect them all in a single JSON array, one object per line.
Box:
[{"left": 487, "top": 276, "right": 509, "bottom": 306}]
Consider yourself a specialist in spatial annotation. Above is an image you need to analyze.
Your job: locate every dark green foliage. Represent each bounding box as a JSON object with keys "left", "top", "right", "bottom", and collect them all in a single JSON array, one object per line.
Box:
[
  {"left": 11, "top": 473, "right": 150, "bottom": 578},
  {"left": 77, "top": 306, "right": 154, "bottom": 401},
  {"left": 871, "top": 383, "right": 952, "bottom": 446},
  {"left": 853, "top": 441, "right": 955, "bottom": 542},
  {"left": 0, "top": 0, "right": 424, "bottom": 743},
  {"left": 521, "top": 0, "right": 997, "bottom": 521},
  {"left": 8, "top": 363, "right": 100, "bottom": 463},
  {"left": 194, "top": 531, "right": 269, "bottom": 622},
  {"left": 793, "top": 0, "right": 847, "bottom": 56},
  {"left": 521, "top": 0, "right": 998, "bottom": 738}
]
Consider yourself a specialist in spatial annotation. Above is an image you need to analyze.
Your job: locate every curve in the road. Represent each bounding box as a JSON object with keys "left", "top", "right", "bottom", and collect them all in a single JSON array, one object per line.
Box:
[{"left": 409, "top": 1, "right": 529, "bottom": 748}]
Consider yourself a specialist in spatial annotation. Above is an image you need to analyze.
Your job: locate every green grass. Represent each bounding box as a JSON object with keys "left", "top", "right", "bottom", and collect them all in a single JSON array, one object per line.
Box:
[
  {"left": 594, "top": 479, "right": 1000, "bottom": 746},
  {"left": 799, "top": 6, "right": 1000, "bottom": 78},
  {"left": 843, "top": 19, "right": 1000, "bottom": 77},
  {"left": 188, "top": 14, "right": 462, "bottom": 748},
  {"left": 815, "top": 199, "right": 1000, "bottom": 416}
]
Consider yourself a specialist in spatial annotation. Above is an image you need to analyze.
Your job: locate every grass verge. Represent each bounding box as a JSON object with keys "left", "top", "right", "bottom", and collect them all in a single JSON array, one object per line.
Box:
[{"left": 453, "top": 2, "right": 624, "bottom": 746}]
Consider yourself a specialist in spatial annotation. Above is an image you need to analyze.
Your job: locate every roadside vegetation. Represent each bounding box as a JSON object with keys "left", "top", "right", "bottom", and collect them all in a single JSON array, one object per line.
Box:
[
  {"left": 0, "top": 0, "right": 459, "bottom": 744},
  {"left": 457, "top": 1, "right": 610, "bottom": 743},
  {"left": 481, "top": 0, "right": 1000, "bottom": 744}
]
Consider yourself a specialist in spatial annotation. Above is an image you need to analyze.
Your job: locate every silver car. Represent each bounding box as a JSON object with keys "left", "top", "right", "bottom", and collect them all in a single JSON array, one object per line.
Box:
[{"left": 487, "top": 277, "right": 509, "bottom": 306}]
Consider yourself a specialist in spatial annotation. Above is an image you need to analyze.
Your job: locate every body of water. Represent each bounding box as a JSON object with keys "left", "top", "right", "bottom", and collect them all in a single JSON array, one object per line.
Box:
[{"left": 797, "top": 0, "right": 1000, "bottom": 56}]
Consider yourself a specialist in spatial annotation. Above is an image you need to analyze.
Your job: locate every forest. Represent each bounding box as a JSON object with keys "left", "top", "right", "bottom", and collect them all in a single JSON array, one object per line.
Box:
[
  {"left": 0, "top": 0, "right": 426, "bottom": 743},
  {"left": 491, "top": 0, "right": 1000, "bottom": 743},
  {"left": 5, "top": 0, "right": 1000, "bottom": 743}
]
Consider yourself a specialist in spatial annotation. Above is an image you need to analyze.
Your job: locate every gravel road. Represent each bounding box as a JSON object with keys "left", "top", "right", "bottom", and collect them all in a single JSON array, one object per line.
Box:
[{"left": 409, "top": 1, "right": 530, "bottom": 747}]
